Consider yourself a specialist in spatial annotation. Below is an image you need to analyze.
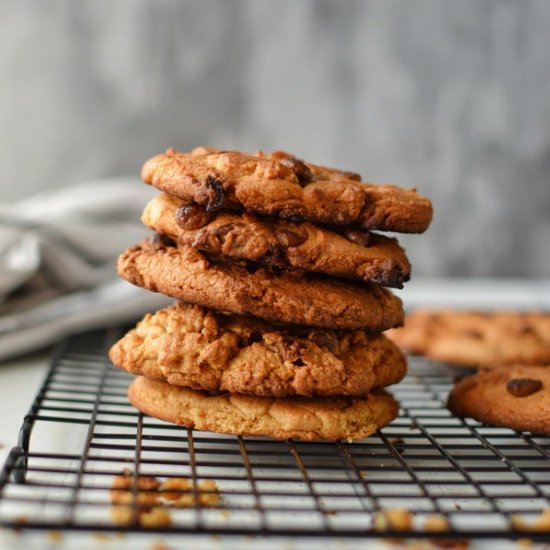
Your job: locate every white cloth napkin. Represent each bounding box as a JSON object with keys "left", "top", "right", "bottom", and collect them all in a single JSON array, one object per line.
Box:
[{"left": 0, "top": 179, "right": 171, "bottom": 362}]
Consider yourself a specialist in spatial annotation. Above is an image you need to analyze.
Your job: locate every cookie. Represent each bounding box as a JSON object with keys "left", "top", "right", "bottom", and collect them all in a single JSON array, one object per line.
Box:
[
  {"left": 447, "top": 365, "right": 550, "bottom": 434},
  {"left": 141, "top": 147, "right": 433, "bottom": 233},
  {"left": 110, "top": 303, "right": 407, "bottom": 398},
  {"left": 387, "top": 310, "right": 550, "bottom": 368},
  {"left": 142, "top": 194, "right": 411, "bottom": 288},
  {"left": 117, "top": 238, "right": 404, "bottom": 331},
  {"left": 128, "top": 376, "right": 398, "bottom": 441}
]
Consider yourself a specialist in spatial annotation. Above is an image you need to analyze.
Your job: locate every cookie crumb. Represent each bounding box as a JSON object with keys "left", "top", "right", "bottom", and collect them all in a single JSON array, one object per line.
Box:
[
  {"left": 46, "top": 530, "right": 63, "bottom": 543},
  {"left": 10, "top": 515, "right": 27, "bottom": 533},
  {"left": 424, "top": 514, "right": 450, "bottom": 532},
  {"left": 512, "top": 508, "right": 550, "bottom": 532},
  {"left": 373, "top": 508, "right": 413, "bottom": 532},
  {"left": 92, "top": 533, "right": 111, "bottom": 541},
  {"left": 160, "top": 477, "right": 221, "bottom": 508},
  {"left": 139, "top": 507, "right": 171, "bottom": 528},
  {"left": 110, "top": 470, "right": 222, "bottom": 527}
]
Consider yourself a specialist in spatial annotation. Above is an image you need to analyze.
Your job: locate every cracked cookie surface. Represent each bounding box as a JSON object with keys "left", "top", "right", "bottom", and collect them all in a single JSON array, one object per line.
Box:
[
  {"left": 109, "top": 303, "right": 407, "bottom": 397},
  {"left": 128, "top": 376, "right": 398, "bottom": 441},
  {"left": 142, "top": 194, "right": 411, "bottom": 288},
  {"left": 117, "top": 238, "right": 404, "bottom": 331},
  {"left": 387, "top": 310, "right": 550, "bottom": 368},
  {"left": 142, "top": 147, "right": 433, "bottom": 233},
  {"left": 448, "top": 365, "right": 550, "bottom": 434}
]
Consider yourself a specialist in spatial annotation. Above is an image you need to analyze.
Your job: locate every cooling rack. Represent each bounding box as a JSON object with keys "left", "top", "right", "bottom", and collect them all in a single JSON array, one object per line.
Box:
[{"left": 0, "top": 327, "right": 548, "bottom": 542}]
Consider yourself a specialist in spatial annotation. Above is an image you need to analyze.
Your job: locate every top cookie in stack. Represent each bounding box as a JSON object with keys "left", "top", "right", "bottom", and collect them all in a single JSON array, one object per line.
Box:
[{"left": 111, "top": 147, "right": 432, "bottom": 441}]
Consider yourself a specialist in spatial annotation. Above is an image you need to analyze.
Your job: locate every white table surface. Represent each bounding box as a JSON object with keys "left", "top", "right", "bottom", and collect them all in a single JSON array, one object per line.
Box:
[{"left": 0, "top": 278, "right": 548, "bottom": 549}]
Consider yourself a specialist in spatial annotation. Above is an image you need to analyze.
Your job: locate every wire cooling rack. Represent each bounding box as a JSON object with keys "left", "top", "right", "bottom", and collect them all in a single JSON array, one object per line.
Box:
[{"left": 0, "top": 327, "right": 549, "bottom": 541}]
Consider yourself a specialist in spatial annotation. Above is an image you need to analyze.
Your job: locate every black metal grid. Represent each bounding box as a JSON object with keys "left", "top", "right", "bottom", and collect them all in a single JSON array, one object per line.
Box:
[{"left": 0, "top": 327, "right": 549, "bottom": 541}]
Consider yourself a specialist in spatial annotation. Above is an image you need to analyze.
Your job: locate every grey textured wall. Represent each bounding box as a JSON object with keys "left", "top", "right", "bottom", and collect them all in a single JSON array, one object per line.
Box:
[{"left": 1, "top": 0, "right": 549, "bottom": 278}]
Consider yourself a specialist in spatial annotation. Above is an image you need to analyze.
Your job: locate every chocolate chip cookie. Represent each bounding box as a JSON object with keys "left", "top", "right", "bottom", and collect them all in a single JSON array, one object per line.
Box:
[
  {"left": 128, "top": 376, "right": 399, "bottom": 441},
  {"left": 117, "top": 237, "right": 404, "bottom": 331},
  {"left": 142, "top": 194, "right": 411, "bottom": 288},
  {"left": 110, "top": 303, "right": 407, "bottom": 397},
  {"left": 387, "top": 310, "right": 550, "bottom": 368},
  {"left": 448, "top": 365, "right": 550, "bottom": 434},
  {"left": 142, "top": 148, "right": 433, "bottom": 233}
]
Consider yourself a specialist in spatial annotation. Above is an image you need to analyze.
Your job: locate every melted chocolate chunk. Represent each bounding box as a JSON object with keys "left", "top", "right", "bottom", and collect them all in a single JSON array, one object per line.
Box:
[
  {"left": 506, "top": 378, "right": 543, "bottom": 398},
  {"left": 175, "top": 203, "right": 212, "bottom": 230},
  {"left": 198, "top": 175, "right": 226, "bottom": 212}
]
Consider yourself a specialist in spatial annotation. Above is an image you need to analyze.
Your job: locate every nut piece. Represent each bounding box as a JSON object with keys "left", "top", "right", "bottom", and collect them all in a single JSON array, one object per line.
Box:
[{"left": 506, "top": 378, "right": 543, "bottom": 398}]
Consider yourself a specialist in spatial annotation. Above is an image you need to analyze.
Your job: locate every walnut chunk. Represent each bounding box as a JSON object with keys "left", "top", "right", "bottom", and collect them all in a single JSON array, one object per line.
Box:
[{"left": 506, "top": 378, "right": 543, "bottom": 398}]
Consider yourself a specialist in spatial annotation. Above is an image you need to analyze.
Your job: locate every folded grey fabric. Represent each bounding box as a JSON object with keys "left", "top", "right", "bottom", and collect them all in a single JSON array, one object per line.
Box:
[{"left": 0, "top": 179, "right": 171, "bottom": 362}]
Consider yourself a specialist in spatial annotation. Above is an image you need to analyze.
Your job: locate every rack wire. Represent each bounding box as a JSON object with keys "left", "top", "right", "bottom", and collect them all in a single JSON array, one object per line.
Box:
[{"left": 0, "top": 327, "right": 549, "bottom": 541}]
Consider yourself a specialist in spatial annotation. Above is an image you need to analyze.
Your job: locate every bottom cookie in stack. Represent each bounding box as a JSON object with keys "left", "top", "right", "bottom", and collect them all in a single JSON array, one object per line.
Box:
[{"left": 110, "top": 303, "right": 405, "bottom": 441}]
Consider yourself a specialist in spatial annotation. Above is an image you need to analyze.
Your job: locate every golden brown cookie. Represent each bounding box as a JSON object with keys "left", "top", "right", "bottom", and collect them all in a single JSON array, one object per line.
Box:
[
  {"left": 109, "top": 303, "right": 407, "bottom": 398},
  {"left": 117, "top": 237, "right": 404, "bottom": 331},
  {"left": 447, "top": 365, "right": 550, "bottom": 434},
  {"left": 142, "top": 194, "right": 411, "bottom": 288},
  {"left": 142, "top": 148, "right": 433, "bottom": 233},
  {"left": 128, "top": 376, "right": 398, "bottom": 441},
  {"left": 387, "top": 309, "right": 550, "bottom": 368}
]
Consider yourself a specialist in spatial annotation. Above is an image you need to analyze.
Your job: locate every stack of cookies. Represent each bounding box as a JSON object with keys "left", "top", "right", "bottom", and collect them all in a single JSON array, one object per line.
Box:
[{"left": 109, "top": 147, "right": 433, "bottom": 441}]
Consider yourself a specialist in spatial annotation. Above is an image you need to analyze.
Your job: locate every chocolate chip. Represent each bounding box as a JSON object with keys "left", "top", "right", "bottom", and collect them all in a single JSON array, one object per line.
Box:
[
  {"left": 464, "top": 329, "right": 483, "bottom": 339},
  {"left": 506, "top": 378, "right": 543, "bottom": 397},
  {"left": 197, "top": 175, "right": 225, "bottom": 212},
  {"left": 343, "top": 228, "right": 371, "bottom": 247},
  {"left": 175, "top": 204, "right": 212, "bottom": 230}
]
